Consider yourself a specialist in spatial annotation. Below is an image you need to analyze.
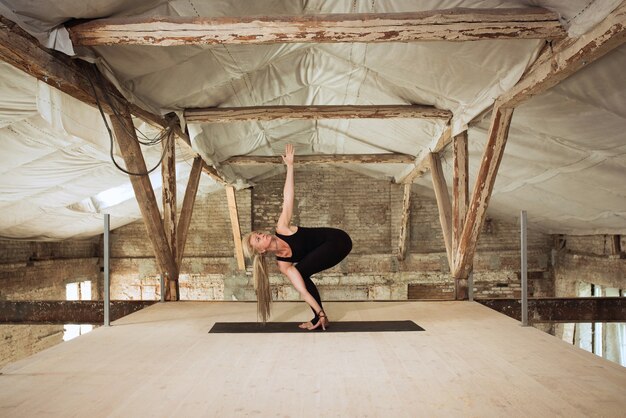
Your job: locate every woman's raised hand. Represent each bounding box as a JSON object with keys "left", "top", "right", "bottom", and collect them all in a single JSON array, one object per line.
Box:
[{"left": 282, "top": 143, "right": 294, "bottom": 166}]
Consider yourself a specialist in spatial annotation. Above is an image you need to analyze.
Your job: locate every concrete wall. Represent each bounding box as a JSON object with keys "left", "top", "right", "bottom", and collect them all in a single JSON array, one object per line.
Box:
[
  {"left": 0, "top": 238, "right": 100, "bottom": 368},
  {"left": 109, "top": 166, "right": 553, "bottom": 302}
]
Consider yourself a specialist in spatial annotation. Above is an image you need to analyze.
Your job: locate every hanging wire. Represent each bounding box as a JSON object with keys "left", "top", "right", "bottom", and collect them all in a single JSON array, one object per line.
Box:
[{"left": 85, "top": 67, "right": 173, "bottom": 176}]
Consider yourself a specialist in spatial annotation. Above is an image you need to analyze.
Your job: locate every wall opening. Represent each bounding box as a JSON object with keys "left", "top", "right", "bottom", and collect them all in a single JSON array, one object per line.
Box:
[{"left": 63, "top": 280, "right": 93, "bottom": 342}]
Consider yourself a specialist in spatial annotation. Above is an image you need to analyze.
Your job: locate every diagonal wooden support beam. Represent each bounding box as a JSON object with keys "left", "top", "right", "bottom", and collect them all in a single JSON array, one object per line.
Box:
[
  {"left": 452, "top": 107, "right": 513, "bottom": 279},
  {"left": 400, "top": 125, "right": 451, "bottom": 184},
  {"left": 0, "top": 15, "right": 218, "bottom": 188},
  {"left": 452, "top": 131, "right": 469, "bottom": 265},
  {"left": 397, "top": 183, "right": 412, "bottom": 261},
  {"left": 497, "top": 1, "right": 626, "bottom": 108},
  {"left": 162, "top": 130, "right": 178, "bottom": 300},
  {"left": 185, "top": 105, "right": 451, "bottom": 123},
  {"left": 67, "top": 8, "right": 565, "bottom": 46},
  {"left": 225, "top": 186, "right": 246, "bottom": 270},
  {"left": 452, "top": 2, "right": 626, "bottom": 280},
  {"left": 177, "top": 157, "right": 203, "bottom": 267},
  {"left": 428, "top": 153, "right": 453, "bottom": 270},
  {"left": 452, "top": 131, "right": 469, "bottom": 298},
  {"left": 223, "top": 153, "right": 414, "bottom": 165},
  {"left": 110, "top": 108, "right": 178, "bottom": 295}
]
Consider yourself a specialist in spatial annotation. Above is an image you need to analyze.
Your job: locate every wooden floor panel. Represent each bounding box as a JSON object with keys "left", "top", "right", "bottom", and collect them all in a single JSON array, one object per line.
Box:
[{"left": 0, "top": 301, "right": 624, "bottom": 417}]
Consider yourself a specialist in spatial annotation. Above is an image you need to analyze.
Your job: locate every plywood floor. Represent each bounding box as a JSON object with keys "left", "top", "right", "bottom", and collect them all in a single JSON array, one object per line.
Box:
[{"left": 1, "top": 301, "right": 625, "bottom": 417}]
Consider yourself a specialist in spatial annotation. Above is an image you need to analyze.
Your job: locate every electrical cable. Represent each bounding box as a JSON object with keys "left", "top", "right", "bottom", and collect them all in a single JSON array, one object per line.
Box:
[{"left": 86, "top": 68, "right": 172, "bottom": 176}]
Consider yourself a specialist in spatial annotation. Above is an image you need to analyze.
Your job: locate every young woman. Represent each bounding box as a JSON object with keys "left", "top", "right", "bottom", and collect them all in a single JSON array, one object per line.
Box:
[{"left": 242, "top": 144, "right": 352, "bottom": 330}]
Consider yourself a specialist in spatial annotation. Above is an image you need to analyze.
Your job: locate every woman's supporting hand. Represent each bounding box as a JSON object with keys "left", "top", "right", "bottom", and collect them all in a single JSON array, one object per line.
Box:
[{"left": 282, "top": 143, "right": 294, "bottom": 166}]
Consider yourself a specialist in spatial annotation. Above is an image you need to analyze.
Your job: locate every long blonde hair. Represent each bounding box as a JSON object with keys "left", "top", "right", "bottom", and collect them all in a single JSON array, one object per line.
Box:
[{"left": 242, "top": 232, "right": 272, "bottom": 322}]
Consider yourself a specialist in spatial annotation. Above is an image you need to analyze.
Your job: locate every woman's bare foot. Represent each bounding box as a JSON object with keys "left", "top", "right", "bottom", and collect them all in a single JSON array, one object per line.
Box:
[
  {"left": 298, "top": 321, "right": 312, "bottom": 329},
  {"left": 306, "top": 311, "right": 329, "bottom": 330}
]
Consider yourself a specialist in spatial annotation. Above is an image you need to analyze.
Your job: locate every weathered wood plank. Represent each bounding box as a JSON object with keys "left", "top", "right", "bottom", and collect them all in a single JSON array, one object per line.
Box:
[
  {"left": 452, "top": 131, "right": 469, "bottom": 265},
  {"left": 186, "top": 105, "right": 451, "bottom": 123},
  {"left": 68, "top": 8, "right": 565, "bottom": 46},
  {"left": 110, "top": 109, "right": 178, "bottom": 299},
  {"left": 0, "top": 300, "right": 156, "bottom": 324},
  {"left": 223, "top": 153, "right": 414, "bottom": 165},
  {"left": 397, "top": 183, "right": 412, "bottom": 261},
  {"left": 478, "top": 298, "right": 626, "bottom": 323},
  {"left": 162, "top": 131, "right": 178, "bottom": 299},
  {"left": 177, "top": 157, "right": 203, "bottom": 267},
  {"left": 452, "top": 107, "right": 513, "bottom": 279},
  {"left": 225, "top": 186, "right": 245, "bottom": 270},
  {"left": 497, "top": 2, "right": 626, "bottom": 108},
  {"left": 428, "top": 153, "right": 453, "bottom": 270}
]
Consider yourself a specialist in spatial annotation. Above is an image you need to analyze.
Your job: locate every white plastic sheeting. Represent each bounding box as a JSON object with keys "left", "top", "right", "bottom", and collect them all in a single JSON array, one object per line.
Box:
[{"left": 0, "top": 0, "right": 625, "bottom": 239}]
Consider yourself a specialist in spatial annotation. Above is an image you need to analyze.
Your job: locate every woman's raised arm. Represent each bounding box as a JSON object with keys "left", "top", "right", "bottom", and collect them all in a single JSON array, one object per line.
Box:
[{"left": 276, "top": 143, "right": 295, "bottom": 233}]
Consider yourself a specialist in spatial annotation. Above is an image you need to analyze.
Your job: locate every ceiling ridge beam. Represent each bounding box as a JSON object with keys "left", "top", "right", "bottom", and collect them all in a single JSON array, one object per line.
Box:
[
  {"left": 222, "top": 154, "right": 415, "bottom": 165},
  {"left": 185, "top": 105, "right": 451, "bottom": 123},
  {"left": 67, "top": 8, "right": 565, "bottom": 46}
]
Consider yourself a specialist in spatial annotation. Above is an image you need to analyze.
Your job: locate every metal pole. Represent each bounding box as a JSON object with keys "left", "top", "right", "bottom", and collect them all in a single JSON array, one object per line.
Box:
[
  {"left": 104, "top": 214, "right": 110, "bottom": 327},
  {"left": 520, "top": 210, "right": 528, "bottom": 326},
  {"left": 160, "top": 274, "right": 165, "bottom": 303},
  {"left": 468, "top": 271, "right": 474, "bottom": 302}
]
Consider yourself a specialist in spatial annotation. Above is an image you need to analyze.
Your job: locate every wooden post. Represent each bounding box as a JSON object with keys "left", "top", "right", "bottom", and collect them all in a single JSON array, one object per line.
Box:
[
  {"left": 225, "top": 186, "right": 246, "bottom": 270},
  {"left": 162, "top": 130, "right": 178, "bottom": 300},
  {"left": 452, "top": 131, "right": 469, "bottom": 298},
  {"left": 452, "top": 107, "right": 514, "bottom": 279},
  {"left": 397, "top": 183, "right": 412, "bottom": 261},
  {"left": 428, "top": 153, "right": 453, "bottom": 270},
  {"left": 177, "top": 157, "right": 203, "bottom": 267},
  {"left": 110, "top": 109, "right": 178, "bottom": 297}
]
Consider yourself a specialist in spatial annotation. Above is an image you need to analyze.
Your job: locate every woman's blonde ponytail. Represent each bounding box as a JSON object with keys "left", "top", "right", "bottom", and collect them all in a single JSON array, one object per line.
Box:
[
  {"left": 253, "top": 254, "right": 271, "bottom": 322},
  {"left": 242, "top": 232, "right": 272, "bottom": 322}
]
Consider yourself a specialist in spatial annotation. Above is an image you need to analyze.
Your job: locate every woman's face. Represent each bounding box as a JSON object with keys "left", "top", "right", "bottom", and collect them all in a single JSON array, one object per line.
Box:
[{"left": 249, "top": 231, "right": 272, "bottom": 254}]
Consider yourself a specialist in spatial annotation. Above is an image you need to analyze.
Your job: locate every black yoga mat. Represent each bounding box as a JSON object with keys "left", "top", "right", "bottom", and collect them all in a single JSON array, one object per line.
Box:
[{"left": 209, "top": 320, "right": 424, "bottom": 333}]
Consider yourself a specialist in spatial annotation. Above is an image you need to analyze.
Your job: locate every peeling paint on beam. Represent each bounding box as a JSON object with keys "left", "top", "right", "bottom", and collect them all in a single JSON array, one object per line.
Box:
[
  {"left": 478, "top": 298, "right": 626, "bottom": 323},
  {"left": 185, "top": 105, "right": 451, "bottom": 123},
  {"left": 68, "top": 8, "right": 565, "bottom": 46},
  {"left": 0, "top": 301, "right": 156, "bottom": 324},
  {"left": 223, "top": 154, "right": 415, "bottom": 165}
]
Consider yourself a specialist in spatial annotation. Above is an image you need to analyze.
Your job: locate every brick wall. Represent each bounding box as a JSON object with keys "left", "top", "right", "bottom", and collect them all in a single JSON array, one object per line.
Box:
[
  {"left": 109, "top": 166, "right": 553, "bottom": 302},
  {"left": 0, "top": 238, "right": 100, "bottom": 368}
]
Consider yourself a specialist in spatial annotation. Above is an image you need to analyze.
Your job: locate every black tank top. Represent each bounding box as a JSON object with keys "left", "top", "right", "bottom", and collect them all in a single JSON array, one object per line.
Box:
[{"left": 275, "top": 226, "right": 325, "bottom": 262}]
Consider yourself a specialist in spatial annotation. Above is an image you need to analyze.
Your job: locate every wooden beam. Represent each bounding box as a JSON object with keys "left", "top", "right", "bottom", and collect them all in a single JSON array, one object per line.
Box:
[
  {"left": 202, "top": 163, "right": 228, "bottom": 185},
  {"left": 161, "top": 131, "right": 178, "bottom": 300},
  {"left": 478, "top": 298, "right": 626, "bottom": 323},
  {"left": 497, "top": 2, "right": 626, "bottom": 108},
  {"left": 223, "top": 153, "right": 414, "bottom": 165},
  {"left": 397, "top": 183, "right": 412, "bottom": 261},
  {"left": 452, "top": 107, "right": 514, "bottom": 279},
  {"left": 185, "top": 105, "right": 451, "bottom": 123},
  {"left": 110, "top": 108, "right": 179, "bottom": 296},
  {"left": 0, "top": 300, "right": 155, "bottom": 324},
  {"left": 225, "top": 186, "right": 246, "bottom": 270},
  {"left": 452, "top": 131, "right": 469, "bottom": 298},
  {"left": 428, "top": 153, "right": 453, "bottom": 270},
  {"left": 67, "top": 8, "right": 565, "bottom": 46},
  {"left": 452, "top": 131, "right": 469, "bottom": 264},
  {"left": 177, "top": 157, "right": 203, "bottom": 267},
  {"left": 400, "top": 125, "right": 451, "bottom": 184}
]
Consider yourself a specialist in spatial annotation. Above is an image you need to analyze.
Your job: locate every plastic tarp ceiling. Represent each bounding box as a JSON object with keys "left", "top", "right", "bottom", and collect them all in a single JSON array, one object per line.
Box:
[{"left": 0, "top": 0, "right": 624, "bottom": 239}]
